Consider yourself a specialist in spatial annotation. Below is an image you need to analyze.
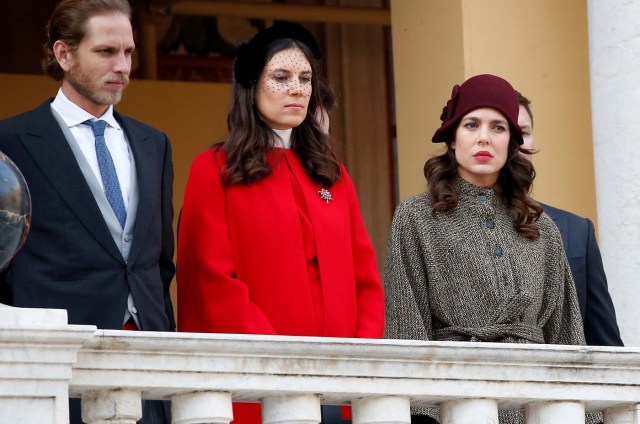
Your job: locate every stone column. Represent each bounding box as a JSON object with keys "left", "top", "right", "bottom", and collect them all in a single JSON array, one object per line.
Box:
[
  {"left": 440, "top": 399, "right": 498, "bottom": 424},
  {"left": 525, "top": 401, "right": 584, "bottom": 424},
  {"left": 262, "top": 394, "right": 321, "bottom": 424},
  {"left": 351, "top": 395, "right": 411, "bottom": 424},
  {"left": 587, "top": 0, "right": 640, "bottom": 346}
]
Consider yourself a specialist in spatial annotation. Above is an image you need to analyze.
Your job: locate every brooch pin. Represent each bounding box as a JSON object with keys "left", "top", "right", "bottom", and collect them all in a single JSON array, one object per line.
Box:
[{"left": 318, "top": 188, "right": 332, "bottom": 204}]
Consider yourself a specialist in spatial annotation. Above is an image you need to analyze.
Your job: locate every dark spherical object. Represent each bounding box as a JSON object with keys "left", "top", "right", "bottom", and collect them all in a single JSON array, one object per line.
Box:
[{"left": 0, "top": 150, "right": 31, "bottom": 271}]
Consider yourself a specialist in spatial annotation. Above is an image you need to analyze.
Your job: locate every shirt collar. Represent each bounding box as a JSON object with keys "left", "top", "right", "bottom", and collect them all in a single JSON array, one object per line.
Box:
[{"left": 51, "top": 88, "right": 122, "bottom": 130}]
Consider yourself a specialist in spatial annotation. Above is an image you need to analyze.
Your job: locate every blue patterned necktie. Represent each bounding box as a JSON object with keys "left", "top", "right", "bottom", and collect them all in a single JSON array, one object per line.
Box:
[{"left": 84, "top": 120, "right": 127, "bottom": 229}]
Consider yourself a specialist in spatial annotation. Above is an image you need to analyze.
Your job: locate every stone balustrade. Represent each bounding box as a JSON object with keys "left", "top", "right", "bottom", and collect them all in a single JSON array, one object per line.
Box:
[{"left": 2, "top": 306, "right": 640, "bottom": 423}]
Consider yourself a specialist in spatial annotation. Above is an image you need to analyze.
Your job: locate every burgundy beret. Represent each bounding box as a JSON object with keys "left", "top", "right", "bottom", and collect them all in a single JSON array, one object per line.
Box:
[{"left": 432, "top": 74, "right": 523, "bottom": 145}]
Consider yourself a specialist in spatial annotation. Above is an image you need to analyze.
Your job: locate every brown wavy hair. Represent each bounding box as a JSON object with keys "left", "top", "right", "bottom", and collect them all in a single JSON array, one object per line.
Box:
[
  {"left": 221, "top": 38, "right": 340, "bottom": 187},
  {"left": 42, "top": 0, "right": 131, "bottom": 81},
  {"left": 424, "top": 130, "right": 543, "bottom": 240}
]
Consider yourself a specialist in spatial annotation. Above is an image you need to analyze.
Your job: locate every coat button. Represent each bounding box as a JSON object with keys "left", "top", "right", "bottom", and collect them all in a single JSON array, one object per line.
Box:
[
  {"left": 485, "top": 220, "right": 495, "bottom": 229},
  {"left": 493, "top": 247, "right": 503, "bottom": 256},
  {"left": 477, "top": 193, "right": 487, "bottom": 202}
]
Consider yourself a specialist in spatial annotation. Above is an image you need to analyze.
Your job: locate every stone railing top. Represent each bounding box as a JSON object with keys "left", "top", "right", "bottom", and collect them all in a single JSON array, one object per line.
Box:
[{"left": 71, "top": 331, "right": 640, "bottom": 410}]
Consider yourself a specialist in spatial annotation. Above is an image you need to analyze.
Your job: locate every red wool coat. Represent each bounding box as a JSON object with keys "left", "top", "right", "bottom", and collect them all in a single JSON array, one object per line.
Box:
[{"left": 177, "top": 147, "right": 384, "bottom": 337}]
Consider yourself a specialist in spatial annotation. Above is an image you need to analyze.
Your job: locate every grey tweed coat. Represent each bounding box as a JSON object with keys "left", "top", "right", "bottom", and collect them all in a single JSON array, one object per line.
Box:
[{"left": 384, "top": 178, "right": 586, "bottom": 346}]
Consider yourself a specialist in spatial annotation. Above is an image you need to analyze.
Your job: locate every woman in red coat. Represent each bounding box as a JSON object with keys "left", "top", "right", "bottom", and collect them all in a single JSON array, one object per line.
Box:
[{"left": 177, "top": 22, "right": 385, "bottom": 423}]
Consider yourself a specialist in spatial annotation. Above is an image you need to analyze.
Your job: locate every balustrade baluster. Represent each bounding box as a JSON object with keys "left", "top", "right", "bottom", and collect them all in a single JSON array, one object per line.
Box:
[
  {"left": 172, "top": 391, "right": 233, "bottom": 424},
  {"left": 262, "top": 393, "right": 321, "bottom": 424},
  {"left": 351, "top": 395, "right": 410, "bottom": 424},
  {"left": 525, "top": 401, "right": 584, "bottom": 424},
  {"left": 81, "top": 389, "right": 142, "bottom": 424},
  {"left": 604, "top": 403, "right": 640, "bottom": 424},
  {"left": 441, "top": 399, "right": 498, "bottom": 424}
]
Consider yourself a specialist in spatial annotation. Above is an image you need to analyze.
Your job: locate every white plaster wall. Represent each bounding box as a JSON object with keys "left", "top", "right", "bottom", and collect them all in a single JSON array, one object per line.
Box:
[{"left": 588, "top": 0, "right": 640, "bottom": 346}]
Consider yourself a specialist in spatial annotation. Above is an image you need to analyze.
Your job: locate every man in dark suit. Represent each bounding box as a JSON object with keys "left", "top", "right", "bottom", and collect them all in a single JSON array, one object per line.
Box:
[
  {"left": 0, "top": 0, "right": 174, "bottom": 422},
  {"left": 517, "top": 91, "right": 623, "bottom": 346}
]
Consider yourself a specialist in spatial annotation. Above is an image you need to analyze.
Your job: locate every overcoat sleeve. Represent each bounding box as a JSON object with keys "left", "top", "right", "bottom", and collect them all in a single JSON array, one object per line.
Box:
[
  {"left": 383, "top": 200, "right": 430, "bottom": 341},
  {"left": 159, "top": 134, "right": 177, "bottom": 330},
  {"left": 582, "top": 218, "right": 624, "bottom": 346},
  {"left": 177, "top": 150, "right": 277, "bottom": 334},
  {"left": 342, "top": 168, "right": 385, "bottom": 338}
]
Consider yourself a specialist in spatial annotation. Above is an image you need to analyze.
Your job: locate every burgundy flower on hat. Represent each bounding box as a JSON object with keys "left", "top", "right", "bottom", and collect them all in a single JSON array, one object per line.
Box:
[{"left": 440, "top": 84, "right": 460, "bottom": 123}]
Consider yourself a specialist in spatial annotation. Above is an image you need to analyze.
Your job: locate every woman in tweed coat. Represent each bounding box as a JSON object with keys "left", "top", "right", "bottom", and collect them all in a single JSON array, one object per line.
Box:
[{"left": 384, "top": 75, "right": 586, "bottom": 422}]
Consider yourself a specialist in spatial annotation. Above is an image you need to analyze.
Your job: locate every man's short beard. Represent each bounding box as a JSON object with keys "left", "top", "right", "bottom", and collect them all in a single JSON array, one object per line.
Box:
[{"left": 66, "top": 66, "right": 128, "bottom": 106}]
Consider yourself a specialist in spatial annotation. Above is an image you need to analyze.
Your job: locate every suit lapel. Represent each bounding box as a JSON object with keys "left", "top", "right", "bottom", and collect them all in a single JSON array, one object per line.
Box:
[
  {"left": 545, "top": 205, "right": 569, "bottom": 250},
  {"left": 117, "top": 113, "right": 153, "bottom": 264},
  {"left": 21, "top": 101, "right": 124, "bottom": 263}
]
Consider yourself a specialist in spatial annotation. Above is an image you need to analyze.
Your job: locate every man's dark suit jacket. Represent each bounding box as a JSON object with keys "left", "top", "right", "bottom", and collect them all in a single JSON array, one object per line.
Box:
[
  {"left": 543, "top": 203, "right": 623, "bottom": 346},
  {"left": 0, "top": 100, "right": 175, "bottom": 332}
]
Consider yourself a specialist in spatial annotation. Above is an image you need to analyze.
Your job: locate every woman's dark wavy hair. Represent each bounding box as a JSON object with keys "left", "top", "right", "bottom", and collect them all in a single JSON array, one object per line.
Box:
[
  {"left": 221, "top": 38, "right": 340, "bottom": 187},
  {"left": 424, "top": 126, "right": 543, "bottom": 240}
]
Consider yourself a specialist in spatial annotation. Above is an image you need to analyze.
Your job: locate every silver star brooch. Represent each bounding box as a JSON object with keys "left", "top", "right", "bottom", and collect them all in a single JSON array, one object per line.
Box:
[{"left": 318, "top": 188, "right": 332, "bottom": 204}]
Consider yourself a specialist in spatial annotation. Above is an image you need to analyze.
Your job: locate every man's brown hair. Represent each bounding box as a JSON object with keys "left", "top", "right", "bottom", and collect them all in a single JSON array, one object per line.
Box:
[
  {"left": 42, "top": 0, "right": 131, "bottom": 81},
  {"left": 516, "top": 90, "right": 534, "bottom": 128}
]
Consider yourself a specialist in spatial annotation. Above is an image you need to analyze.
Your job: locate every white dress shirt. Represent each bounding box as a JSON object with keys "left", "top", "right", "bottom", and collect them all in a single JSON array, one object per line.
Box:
[{"left": 51, "top": 89, "right": 131, "bottom": 210}]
